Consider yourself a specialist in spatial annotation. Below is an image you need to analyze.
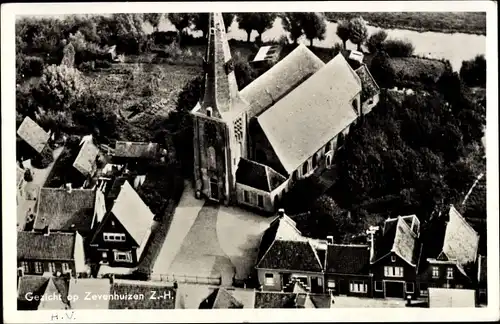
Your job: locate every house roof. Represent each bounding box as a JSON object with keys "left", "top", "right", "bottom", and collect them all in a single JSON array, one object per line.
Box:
[
  {"left": 109, "top": 280, "right": 176, "bottom": 309},
  {"left": 256, "top": 240, "right": 323, "bottom": 272},
  {"left": 440, "top": 205, "right": 479, "bottom": 266},
  {"left": 73, "top": 137, "right": 100, "bottom": 176},
  {"left": 241, "top": 44, "right": 325, "bottom": 119},
  {"left": 67, "top": 279, "right": 111, "bottom": 309},
  {"left": 200, "top": 288, "right": 244, "bottom": 309},
  {"left": 355, "top": 64, "right": 380, "bottom": 102},
  {"left": 110, "top": 180, "right": 154, "bottom": 246},
  {"left": 257, "top": 54, "right": 361, "bottom": 174},
  {"left": 428, "top": 288, "right": 476, "bottom": 308},
  {"left": 17, "top": 116, "right": 50, "bottom": 153},
  {"left": 374, "top": 216, "right": 419, "bottom": 266},
  {"left": 17, "top": 275, "right": 50, "bottom": 301},
  {"left": 325, "top": 244, "right": 371, "bottom": 275},
  {"left": 236, "top": 158, "right": 286, "bottom": 192},
  {"left": 114, "top": 141, "right": 160, "bottom": 159},
  {"left": 254, "top": 291, "right": 297, "bottom": 308},
  {"left": 38, "top": 277, "right": 70, "bottom": 310},
  {"left": 18, "top": 231, "right": 76, "bottom": 261},
  {"left": 34, "top": 188, "right": 95, "bottom": 233}
]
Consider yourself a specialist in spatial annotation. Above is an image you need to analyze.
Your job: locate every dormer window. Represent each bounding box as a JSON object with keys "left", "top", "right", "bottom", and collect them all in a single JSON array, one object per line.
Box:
[
  {"left": 207, "top": 107, "right": 213, "bottom": 117},
  {"left": 391, "top": 255, "right": 396, "bottom": 263}
]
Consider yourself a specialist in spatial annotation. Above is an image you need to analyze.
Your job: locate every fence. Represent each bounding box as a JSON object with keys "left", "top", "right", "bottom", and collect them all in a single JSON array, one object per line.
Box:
[{"left": 150, "top": 273, "right": 222, "bottom": 286}]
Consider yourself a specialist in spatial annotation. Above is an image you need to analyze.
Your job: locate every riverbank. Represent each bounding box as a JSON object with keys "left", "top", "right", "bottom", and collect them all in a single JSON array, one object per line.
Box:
[{"left": 324, "top": 12, "right": 486, "bottom": 36}]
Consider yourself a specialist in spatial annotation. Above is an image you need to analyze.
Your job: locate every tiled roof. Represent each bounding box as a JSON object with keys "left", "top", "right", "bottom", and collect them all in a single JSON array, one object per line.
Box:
[
  {"left": 241, "top": 44, "right": 325, "bottom": 119},
  {"left": 114, "top": 141, "right": 160, "bottom": 159},
  {"left": 440, "top": 205, "right": 479, "bottom": 265},
  {"left": 109, "top": 280, "right": 176, "bottom": 309},
  {"left": 355, "top": 64, "right": 380, "bottom": 102},
  {"left": 18, "top": 276, "right": 69, "bottom": 310},
  {"left": 236, "top": 158, "right": 286, "bottom": 192},
  {"left": 257, "top": 240, "right": 323, "bottom": 272},
  {"left": 17, "top": 116, "right": 50, "bottom": 153},
  {"left": 325, "top": 244, "right": 370, "bottom": 275},
  {"left": 67, "top": 278, "right": 111, "bottom": 309},
  {"left": 110, "top": 180, "right": 154, "bottom": 246},
  {"left": 374, "top": 216, "right": 419, "bottom": 266},
  {"left": 200, "top": 288, "right": 244, "bottom": 309},
  {"left": 17, "top": 231, "right": 76, "bottom": 261},
  {"left": 73, "top": 138, "right": 100, "bottom": 176},
  {"left": 34, "top": 188, "right": 95, "bottom": 233},
  {"left": 257, "top": 54, "right": 361, "bottom": 174},
  {"left": 17, "top": 275, "right": 50, "bottom": 301},
  {"left": 38, "top": 277, "right": 70, "bottom": 310}
]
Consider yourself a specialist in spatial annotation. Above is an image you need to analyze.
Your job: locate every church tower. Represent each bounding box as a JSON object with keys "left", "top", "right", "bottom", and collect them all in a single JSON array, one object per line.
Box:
[{"left": 191, "top": 12, "right": 249, "bottom": 205}]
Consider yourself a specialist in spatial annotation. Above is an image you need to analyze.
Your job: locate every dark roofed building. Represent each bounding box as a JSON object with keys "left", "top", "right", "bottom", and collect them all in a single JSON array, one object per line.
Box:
[
  {"left": 325, "top": 244, "right": 373, "bottom": 297},
  {"left": 199, "top": 288, "right": 244, "bottom": 309},
  {"left": 17, "top": 116, "right": 50, "bottom": 154},
  {"left": 114, "top": 141, "right": 160, "bottom": 159},
  {"left": 109, "top": 280, "right": 176, "bottom": 309},
  {"left": 17, "top": 275, "right": 51, "bottom": 310},
  {"left": 235, "top": 158, "right": 287, "bottom": 212},
  {"left": 17, "top": 231, "right": 87, "bottom": 278},
  {"left": 355, "top": 64, "right": 380, "bottom": 115},
  {"left": 254, "top": 291, "right": 331, "bottom": 308},
  {"left": 34, "top": 187, "right": 96, "bottom": 235},
  {"left": 257, "top": 240, "right": 323, "bottom": 273}
]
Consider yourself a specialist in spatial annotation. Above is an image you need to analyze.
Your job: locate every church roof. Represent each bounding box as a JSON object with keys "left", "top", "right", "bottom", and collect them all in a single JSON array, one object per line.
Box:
[
  {"left": 241, "top": 44, "right": 325, "bottom": 119},
  {"left": 257, "top": 54, "right": 361, "bottom": 174},
  {"left": 236, "top": 158, "right": 286, "bottom": 192},
  {"left": 17, "top": 116, "right": 50, "bottom": 154}
]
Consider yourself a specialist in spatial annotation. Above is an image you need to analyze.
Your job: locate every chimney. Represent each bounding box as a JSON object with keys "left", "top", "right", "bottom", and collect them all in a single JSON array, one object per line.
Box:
[
  {"left": 277, "top": 208, "right": 285, "bottom": 218},
  {"left": 326, "top": 236, "right": 334, "bottom": 245},
  {"left": 65, "top": 183, "right": 72, "bottom": 194},
  {"left": 366, "top": 226, "right": 379, "bottom": 263}
]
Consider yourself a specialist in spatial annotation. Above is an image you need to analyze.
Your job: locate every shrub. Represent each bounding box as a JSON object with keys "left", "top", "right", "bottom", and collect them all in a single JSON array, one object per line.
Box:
[
  {"left": 367, "top": 29, "right": 388, "bottom": 53},
  {"left": 94, "top": 59, "right": 112, "bottom": 69},
  {"left": 24, "top": 168, "right": 33, "bottom": 182},
  {"left": 383, "top": 39, "right": 415, "bottom": 57},
  {"left": 31, "top": 146, "right": 54, "bottom": 169},
  {"left": 17, "top": 55, "right": 45, "bottom": 79},
  {"left": 460, "top": 55, "right": 486, "bottom": 87},
  {"left": 78, "top": 60, "right": 96, "bottom": 72}
]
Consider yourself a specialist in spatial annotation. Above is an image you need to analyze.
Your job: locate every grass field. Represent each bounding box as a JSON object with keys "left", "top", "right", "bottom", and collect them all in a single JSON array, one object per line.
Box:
[{"left": 325, "top": 12, "right": 486, "bottom": 35}]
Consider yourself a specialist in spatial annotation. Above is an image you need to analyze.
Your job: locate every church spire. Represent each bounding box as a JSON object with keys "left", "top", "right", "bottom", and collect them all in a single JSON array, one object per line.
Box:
[{"left": 200, "top": 12, "right": 242, "bottom": 118}]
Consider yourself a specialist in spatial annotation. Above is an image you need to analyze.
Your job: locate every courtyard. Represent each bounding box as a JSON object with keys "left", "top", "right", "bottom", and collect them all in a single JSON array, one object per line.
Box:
[{"left": 152, "top": 182, "right": 272, "bottom": 286}]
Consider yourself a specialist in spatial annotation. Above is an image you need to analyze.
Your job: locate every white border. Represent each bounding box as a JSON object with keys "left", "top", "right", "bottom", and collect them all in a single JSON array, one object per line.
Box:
[{"left": 2, "top": 1, "right": 498, "bottom": 323}]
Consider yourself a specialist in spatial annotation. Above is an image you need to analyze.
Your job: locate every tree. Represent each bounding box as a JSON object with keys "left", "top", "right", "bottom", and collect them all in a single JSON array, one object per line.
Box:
[
  {"left": 222, "top": 13, "right": 235, "bottom": 32},
  {"left": 236, "top": 13, "right": 258, "bottom": 42},
  {"left": 460, "top": 55, "right": 486, "bottom": 87},
  {"left": 33, "top": 64, "right": 84, "bottom": 112},
  {"left": 253, "top": 13, "right": 277, "bottom": 39},
  {"left": 301, "top": 12, "right": 327, "bottom": 47},
  {"left": 336, "top": 20, "right": 350, "bottom": 49},
  {"left": 144, "top": 13, "right": 163, "bottom": 32},
  {"left": 191, "top": 13, "right": 236, "bottom": 38},
  {"left": 348, "top": 17, "right": 368, "bottom": 51},
  {"left": 367, "top": 29, "right": 388, "bottom": 53},
  {"left": 369, "top": 50, "right": 394, "bottom": 88},
  {"left": 61, "top": 42, "right": 75, "bottom": 67},
  {"left": 280, "top": 12, "right": 304, "bottom": 44},
  {"left": 31, "top": 146, "right": 54, "bottom": 169},
  {"left": 168, "top": 13, "right": 192, "bottom": 44},
  {"left": 383, "top": 39, "right": 415, "bottom": 57}
]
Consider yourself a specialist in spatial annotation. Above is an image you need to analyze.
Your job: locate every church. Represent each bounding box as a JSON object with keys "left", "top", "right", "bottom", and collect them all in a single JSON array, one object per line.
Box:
[{"left": 191, "top": 13, "right": 380, "bottom": 213}]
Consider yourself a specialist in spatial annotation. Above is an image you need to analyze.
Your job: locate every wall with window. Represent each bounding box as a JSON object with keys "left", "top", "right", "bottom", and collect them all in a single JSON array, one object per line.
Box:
[
  {"left": 257, "top": 269, "right": 324, "bottom": 292},
  {"left": 419, "top": 262, "right": 474, "bottom": 291},
  {"left": 18, "top": 259, "right": 75, "bottom": 277},
  {"left": 326, "top": 274, "right": 373, "bottom": 297},
  {"left": 371, "top": 252, "right": 418, "bottom": 298},
  {"left": 236, "top": 183, "right": 273, "bottom": 213},
  {"left": 361, "top": 93, "right": 380, "bottom": 116}
]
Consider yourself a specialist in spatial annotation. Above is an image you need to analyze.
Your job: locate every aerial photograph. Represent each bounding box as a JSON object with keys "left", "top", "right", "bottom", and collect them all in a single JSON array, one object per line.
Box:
[{"left": 13, "top": 9, "right": 488, "bottom": 311}]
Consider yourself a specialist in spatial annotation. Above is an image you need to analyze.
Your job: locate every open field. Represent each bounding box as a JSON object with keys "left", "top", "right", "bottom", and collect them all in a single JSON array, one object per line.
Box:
[{"left": 325, "top": 12, "right": 486, "bottom": 36}]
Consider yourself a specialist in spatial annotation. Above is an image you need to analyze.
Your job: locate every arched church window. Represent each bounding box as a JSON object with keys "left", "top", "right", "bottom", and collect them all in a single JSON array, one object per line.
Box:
[
  {"left": 325, "top": 141, "right": 331, "bottom": 152},
  {"left": 352, "top": 98, "right": 358, "bottom": 114},
  {"left": 302, "top": 160, "right": 309, "bottom": 175},
  {"left": 312, "top": 154, "right": 318, "bottom": 169},
  {"left": 337, "top": 132, "right": 344, "bottom": 148},
  {"left": 208, "top": 146, "right": 216, "bottom": 170}
]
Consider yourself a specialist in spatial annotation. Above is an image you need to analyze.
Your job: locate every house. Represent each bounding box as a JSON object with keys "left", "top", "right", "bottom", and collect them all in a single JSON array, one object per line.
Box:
[
  {"left": 89, "top": 180, "right": 154, "bottom": 267},
  {"left": 33, "top": 186, "right": 97, "bottom": 236},
  {"left": 255, "top": 209, "right": 325, "bottom": 293},
  {"left": 17, "top": 231, "right": 87, "bottom": 278},
  {"left": 370, "top": 215, "right": 422, "bottom": 299},
  {"left": 199, "top": 288, "right": 244, "bottom": 309},
  {"left": 108, "top": 279, "right": 176, "bottom": 309},
  {"left": 251, "top": 45, "right": 282, "bottom": 70},
  {"left": 422, "top": 206, "right": 480, "bottom": 292},
  {"left": 428, "top": 288, "right": 476, "bottom": 308},
  {"left": 324, "top": 243, "right": 373, "bottom": 297},
  {"left": 17, "top": 275, "right": 69, "bottom": 310},
  {"left": 354, "top": 64, "right": 380, "bottom": 115},
  {"left": 254, "top": 282, "right": 332, "bottom": 309},
  {"left": 191, "top": 13, "right": 376, "bottom": 211},
  {"left": 72, "top": 135, "right": 100, "bottom": 178},
  {"left": 16, "top": 116, "right": 50, "bottom": 155},
  {"left": 67, "top": 278, "right": 112, "bottom": 309}
]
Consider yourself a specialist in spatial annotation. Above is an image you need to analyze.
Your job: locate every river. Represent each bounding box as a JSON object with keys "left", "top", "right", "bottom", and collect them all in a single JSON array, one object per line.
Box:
[{"left": 157, "top": 16, "right": 485, "bottom": 72}]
